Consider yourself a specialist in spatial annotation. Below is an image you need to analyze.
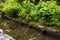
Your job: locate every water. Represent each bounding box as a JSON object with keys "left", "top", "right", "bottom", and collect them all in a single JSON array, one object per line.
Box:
[{"left": 0, "top": 19, "right": 60, "bottom": 40}]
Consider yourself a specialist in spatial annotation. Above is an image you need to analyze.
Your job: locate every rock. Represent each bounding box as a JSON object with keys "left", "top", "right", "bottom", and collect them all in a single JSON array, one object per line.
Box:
[
  {"left": 0, "top": 29, "right": 15, "bottom": 40},
  {"left": 28, "top": 37, "right": 37, "bottom": 40},
  {"left": 0, "top": 29, "right": 3, "bottom": 33},
  {"left": 5, "top": 30, "right": 10, "bottom": 32}
]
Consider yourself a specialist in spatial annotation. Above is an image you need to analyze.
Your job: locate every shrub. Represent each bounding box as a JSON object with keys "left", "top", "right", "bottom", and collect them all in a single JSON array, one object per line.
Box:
[
  {"left": 1, "top": 0, "right": 22, "bottom": 17},
  {"left": 1, "top": 0, "right": 60, "bottom": 26},
  {"left": 18, "top": 1, "right": 60, "bottom": 26},
  {"left": 18, "top": 1, "right": 35, "bottom": 21}
]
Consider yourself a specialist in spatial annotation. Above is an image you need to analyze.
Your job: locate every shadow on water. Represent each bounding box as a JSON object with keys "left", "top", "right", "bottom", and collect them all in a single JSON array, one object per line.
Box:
[
  {"left": 30, "top": 27, "right": 60, "bottom": 40},
  {"left": 0, "top": 19, "right": 60, "bottom": 40}
]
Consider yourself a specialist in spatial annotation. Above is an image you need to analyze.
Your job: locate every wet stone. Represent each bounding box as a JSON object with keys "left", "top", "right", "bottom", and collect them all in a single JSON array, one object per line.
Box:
[{"left": 0, "top": 29, "right": 15, "bottom": 40}]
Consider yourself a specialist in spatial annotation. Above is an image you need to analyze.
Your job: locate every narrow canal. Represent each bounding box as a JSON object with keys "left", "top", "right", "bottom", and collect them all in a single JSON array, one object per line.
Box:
[{"left": 0, "top": 19, "right": 60, "bottom": 40}]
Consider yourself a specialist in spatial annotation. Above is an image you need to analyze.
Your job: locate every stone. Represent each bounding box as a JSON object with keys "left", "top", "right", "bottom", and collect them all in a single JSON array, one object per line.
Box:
[{"left": 0, "top": 29, "right": 15, "bottom": 40}]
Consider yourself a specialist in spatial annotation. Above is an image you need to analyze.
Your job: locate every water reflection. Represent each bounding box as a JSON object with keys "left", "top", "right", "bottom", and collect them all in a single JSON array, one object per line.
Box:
[{"left": 0, "top": 19, "right": 60, "bottom": 40}]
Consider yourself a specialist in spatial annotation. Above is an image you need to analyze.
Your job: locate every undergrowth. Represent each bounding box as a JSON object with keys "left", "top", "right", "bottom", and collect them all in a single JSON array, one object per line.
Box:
[{"left": 0, "top": 0, "right": 60, "bottom": 26}]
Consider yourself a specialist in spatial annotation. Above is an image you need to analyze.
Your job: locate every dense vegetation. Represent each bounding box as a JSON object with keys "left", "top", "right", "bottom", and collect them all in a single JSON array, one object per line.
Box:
[{"left": 0, "top": 0, "right": 60, "bottom": 26}]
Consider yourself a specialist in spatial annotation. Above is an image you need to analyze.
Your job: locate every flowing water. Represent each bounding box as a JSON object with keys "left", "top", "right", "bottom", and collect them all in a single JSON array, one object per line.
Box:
[{"left": 0, "top": 19, "right": 60, "bottom": 40}]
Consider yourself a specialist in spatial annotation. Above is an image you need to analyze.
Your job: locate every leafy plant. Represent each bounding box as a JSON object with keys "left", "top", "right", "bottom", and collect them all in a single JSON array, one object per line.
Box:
[
  {"left": 1, "top": 0, "right": 60, "bottom": 26},
  {"left": 1, "top": 0, "right": 22, "bottom": 17}
]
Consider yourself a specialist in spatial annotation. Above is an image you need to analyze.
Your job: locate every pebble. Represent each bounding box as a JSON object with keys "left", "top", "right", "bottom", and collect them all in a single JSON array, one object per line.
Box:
[{"left": 28, "top": 37, "right": 37, "bottom": 40}]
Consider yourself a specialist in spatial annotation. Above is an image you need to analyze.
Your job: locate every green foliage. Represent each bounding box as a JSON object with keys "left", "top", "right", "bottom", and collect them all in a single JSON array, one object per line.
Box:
[
  {"left": 1, "top": 0, "right": 60, "bottom": 26},
  {"left": 1, "top": 0, "right": 22, "bottom": 17}
]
